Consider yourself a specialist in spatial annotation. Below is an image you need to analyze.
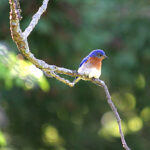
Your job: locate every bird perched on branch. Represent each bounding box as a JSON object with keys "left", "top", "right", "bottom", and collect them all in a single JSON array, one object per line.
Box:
[{"left": 77, "top": 49, "right": 107, "bottom": 79}]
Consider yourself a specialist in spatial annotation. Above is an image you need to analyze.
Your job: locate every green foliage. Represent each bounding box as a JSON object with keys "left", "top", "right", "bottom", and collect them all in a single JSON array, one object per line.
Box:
[
  {"left": 0, "top": 0, "right": 150, "bottom": 150},
  {"left": 0, "top": 131, "right": 6, "bottom": 147},
  {"left": 0, "top": 44, "right": 50, "bottom": 91}
]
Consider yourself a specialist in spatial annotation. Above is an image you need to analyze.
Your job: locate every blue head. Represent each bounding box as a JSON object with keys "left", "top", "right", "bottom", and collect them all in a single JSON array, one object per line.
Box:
[
  {"left": 79, "top": 49, "right": 107, "bottom": 67},
  {"left": 89, "top": 49, "right": 107, "bottom": 58}
]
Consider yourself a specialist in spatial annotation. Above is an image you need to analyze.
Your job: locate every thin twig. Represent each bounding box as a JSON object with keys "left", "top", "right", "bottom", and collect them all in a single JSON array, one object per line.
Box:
[
  {"left": 23, "top": 0, "right": 50, "bottom": 38},
  {"left": 8, "top": 0, "right": 131, "bottom": 149},
  {"left": 92, "top": 79, "right": 131, "bottom": 150}
]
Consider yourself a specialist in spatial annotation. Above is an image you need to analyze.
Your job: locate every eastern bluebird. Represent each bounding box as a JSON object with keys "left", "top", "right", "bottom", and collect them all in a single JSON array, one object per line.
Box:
[{"left": 77, "top": 49, "right": 107, "bottom": 79}]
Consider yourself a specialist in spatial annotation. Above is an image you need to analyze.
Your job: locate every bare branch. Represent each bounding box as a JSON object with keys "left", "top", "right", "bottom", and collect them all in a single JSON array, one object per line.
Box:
[
  {"left": 9, "top": 0, "right": 80, "bottom": 86},
  {"left": 9, "top": 0, "right": 131, "bottom": 149},
  {"left": 23, "top": 0, "right": 50, "bottom": 38},
  {"left": 92, "top": 79, "right": 131, "bottom": 150}
]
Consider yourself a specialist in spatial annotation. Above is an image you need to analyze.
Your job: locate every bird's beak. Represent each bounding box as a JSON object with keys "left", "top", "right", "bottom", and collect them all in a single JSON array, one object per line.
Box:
[{"left": 103, "top": 55, "right": 108, "bottom": 59}]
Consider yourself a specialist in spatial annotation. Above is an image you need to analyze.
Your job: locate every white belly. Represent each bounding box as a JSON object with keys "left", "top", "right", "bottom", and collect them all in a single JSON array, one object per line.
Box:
[{"left": 78, "top": 65, "right": 101, "bottom": 78}]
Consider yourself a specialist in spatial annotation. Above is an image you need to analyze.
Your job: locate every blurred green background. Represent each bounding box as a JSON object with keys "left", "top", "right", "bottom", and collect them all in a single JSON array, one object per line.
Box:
[{"left": 0, "top": 0, "right": 150, "bottom": 150}]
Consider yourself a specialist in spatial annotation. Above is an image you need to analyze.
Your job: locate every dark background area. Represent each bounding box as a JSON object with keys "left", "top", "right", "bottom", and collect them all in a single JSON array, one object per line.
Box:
[{"left": 0, "top": 0, "right": 150, "bottom": 150}]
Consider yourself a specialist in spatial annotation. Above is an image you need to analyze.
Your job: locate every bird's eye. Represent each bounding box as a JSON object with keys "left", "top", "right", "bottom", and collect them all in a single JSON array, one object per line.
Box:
[{"left": 99, "top": 54, "right": 102, "bottom": 57}]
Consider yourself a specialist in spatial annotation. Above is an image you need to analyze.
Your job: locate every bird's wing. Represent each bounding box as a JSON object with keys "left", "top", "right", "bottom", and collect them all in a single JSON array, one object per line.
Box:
[{"left": 79, "top": 56, "right": 89, "bottom": 67}]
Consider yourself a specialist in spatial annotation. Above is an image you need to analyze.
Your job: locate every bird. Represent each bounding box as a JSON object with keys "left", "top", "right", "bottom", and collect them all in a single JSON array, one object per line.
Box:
[{"left": 77, "top": 49, "right": 107, "bottom": 79}]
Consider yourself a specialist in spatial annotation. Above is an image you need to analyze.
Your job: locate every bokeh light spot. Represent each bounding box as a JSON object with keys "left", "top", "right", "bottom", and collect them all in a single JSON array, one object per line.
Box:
[
  {"left": 99, "top": 112, "right": 127, "bottom": 138},
  {"left": 128, "top": 117, "right": 143, "bottom": 132},
  {"left": 140, "top": 107, "right": 150, "bottom": 122},
  {"left": 43, "top": 125, "right": 64, "bottom": 146},
  {"left": 101, "top": 111, "right": 115, "bottom": 126},
  {"left": 112, "top": 92, "right": 136, "bottom": 111},
  {"left": 25, "top": 80, "right": 34, "bottom": 90},
  {"left": 135, "top": 74, "right": 145, "bottom": 89},
  {"left": 0, "top": 131, "right": 6, "bottom": 147}
]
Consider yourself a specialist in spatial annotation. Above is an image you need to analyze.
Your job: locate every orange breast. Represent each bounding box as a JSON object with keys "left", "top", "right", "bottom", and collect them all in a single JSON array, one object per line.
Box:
[{"left": 88, "top": 57, "right": 102, "bottom": 70}]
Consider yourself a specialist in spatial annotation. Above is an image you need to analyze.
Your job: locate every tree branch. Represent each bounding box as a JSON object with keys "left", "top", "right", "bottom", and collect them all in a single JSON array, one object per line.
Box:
[
  {"left": 9, "top": 0, "right": 131, "bottom": 149},
  {"left": 92, "top": 79, "right": 130, "bottom": 150},
  {"left": 23, "top": 0, "right": 50, "bottom": 38}
]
